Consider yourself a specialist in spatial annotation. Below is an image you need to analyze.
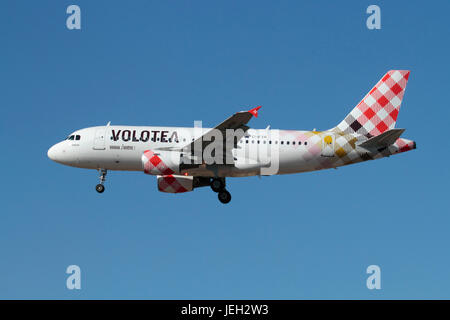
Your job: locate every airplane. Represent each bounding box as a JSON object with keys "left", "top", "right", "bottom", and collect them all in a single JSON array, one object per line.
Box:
[{"left": 48, "top": 70, "right": 416, "bottom": 204}]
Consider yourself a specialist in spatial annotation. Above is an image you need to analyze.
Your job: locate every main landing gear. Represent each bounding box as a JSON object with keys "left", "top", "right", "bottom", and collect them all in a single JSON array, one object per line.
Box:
[
  {"left": 210, "top": 178, "right": 231, "bottom": 204},
  {"left": 95, "top": 169, "right": 107, "bottom": 193}
]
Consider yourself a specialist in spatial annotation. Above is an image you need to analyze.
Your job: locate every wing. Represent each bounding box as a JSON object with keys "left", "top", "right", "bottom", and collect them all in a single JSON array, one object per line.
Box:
[{"left": 182, "top": 106, "right": 261, "bottom": 164}]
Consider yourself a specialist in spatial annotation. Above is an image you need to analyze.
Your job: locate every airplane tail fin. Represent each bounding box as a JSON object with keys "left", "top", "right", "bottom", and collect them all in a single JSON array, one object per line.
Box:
[{"left": 332, "top": 70, "right": 410, "bottom": 137}]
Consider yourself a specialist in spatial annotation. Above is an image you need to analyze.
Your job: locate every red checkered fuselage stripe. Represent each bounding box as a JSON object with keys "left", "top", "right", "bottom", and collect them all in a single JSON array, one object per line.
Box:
[{"left": 143, "top": 150, "right": 175, "bottom": 175}]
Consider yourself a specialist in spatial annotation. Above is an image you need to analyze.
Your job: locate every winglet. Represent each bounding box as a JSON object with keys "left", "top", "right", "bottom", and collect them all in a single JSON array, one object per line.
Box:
[{"left": 248, "top": 106, "right": 262, "bottom": 118}]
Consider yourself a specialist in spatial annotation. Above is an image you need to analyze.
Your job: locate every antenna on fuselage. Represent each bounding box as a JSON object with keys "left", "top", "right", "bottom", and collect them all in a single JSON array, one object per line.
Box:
[{"left": 106, "top": 121, "right": 111, "bottom": 126}]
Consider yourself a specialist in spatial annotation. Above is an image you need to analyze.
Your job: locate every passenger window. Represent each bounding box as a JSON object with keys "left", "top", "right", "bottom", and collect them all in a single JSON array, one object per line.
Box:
[
  {"left": 286, "top": 141, "right": 290, "bottom": 145},
  {"left": 246, "top": 140, "right": 249, "bottom": 143},
  {"left": 304, "top": 141, "right": 308, "bottom": 145},
  {"left": 292, "top": 141, "right": 295, "bottom": 145},
  {"left": 281, "top": 141, "right": 284, "bottom": 145}
]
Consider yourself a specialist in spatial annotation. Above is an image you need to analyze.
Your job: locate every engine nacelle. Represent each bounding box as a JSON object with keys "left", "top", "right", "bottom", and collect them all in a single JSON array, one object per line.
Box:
[
  {"left": 142, "top": 150, "right": 181, "bottom": 175},
  {"left": 157, "top": 175, "right": 193, "bottom": 193}
]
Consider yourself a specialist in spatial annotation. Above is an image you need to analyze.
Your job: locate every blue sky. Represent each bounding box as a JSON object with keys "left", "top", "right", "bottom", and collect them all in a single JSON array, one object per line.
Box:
[{"left": 1, "top": 0, "right": 449, "bottom": 299}]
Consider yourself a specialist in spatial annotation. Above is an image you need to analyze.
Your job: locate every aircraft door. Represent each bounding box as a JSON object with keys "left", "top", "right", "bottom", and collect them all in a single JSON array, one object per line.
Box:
[
  {"left": 93, "top": 127, "right": 106, "bottom": 150},
  {"left": 257, "top": 129, "right": 271, "bottom": 166},
  {"left": 321, "top": 133, "right": 335, "bottom": 157}
]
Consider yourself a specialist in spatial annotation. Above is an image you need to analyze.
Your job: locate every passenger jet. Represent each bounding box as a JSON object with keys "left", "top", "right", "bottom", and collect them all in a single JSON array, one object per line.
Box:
[{"left": 48, "top": 70, "right": 416, "bottom": 203}]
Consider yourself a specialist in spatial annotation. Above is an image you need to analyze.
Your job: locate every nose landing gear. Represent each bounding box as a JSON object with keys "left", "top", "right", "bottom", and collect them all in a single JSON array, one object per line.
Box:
[
  {"left": 95, "top": 169, "right": 107, "bottom": 193},
  {"left": 210, "top": 178, "right": 232, "bottom": 204}
]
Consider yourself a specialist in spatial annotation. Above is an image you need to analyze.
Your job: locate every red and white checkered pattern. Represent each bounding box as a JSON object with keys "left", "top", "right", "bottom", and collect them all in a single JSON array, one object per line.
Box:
[
  {"left": 392, "top": 138, "right": 416, "bottom": 154},
  {"left": 157, "top": 175, "right": 193, "bottom": 193},
  {"left": 334, "top": 70, "right": 410, "bottom": 137},
  {"left": 142, "top": 150, "right": 175, "bottom": 175}
]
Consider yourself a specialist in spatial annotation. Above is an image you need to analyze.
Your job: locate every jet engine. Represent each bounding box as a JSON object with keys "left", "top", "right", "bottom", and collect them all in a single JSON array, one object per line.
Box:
[
  {"left": 157, "top": 175, "right": 194, "bottom": 193},
  {"left": 156, "top": 175, "right": 212, "bottom": 193}
]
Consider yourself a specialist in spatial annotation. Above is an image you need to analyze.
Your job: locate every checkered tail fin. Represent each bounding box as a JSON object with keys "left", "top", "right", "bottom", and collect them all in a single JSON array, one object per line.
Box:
[{"left": 333, "top": 70, "right": 410, "bottom": 137}]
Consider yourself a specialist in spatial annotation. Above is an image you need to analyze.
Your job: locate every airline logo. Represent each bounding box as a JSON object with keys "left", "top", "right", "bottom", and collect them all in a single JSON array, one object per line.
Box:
[{"left": 111, "top": 129, "right": 179, "bottom": 143}]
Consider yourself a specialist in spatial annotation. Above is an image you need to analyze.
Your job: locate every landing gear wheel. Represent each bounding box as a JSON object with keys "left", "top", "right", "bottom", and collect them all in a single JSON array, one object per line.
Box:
[
  {"left": 218, "top": 190, "right": 231, "bottom": 204},
  {"left": 211, "top": 178, "right": 225, "bottom": 192},
  {"left": 95, "top": 169, "right": 107, "bottom": 194}
]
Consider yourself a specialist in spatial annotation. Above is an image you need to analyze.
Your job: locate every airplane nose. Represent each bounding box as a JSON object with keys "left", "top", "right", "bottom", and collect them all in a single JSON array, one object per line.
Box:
[{"left": 47, "top": 144, "right": 58, "bottom": 161}]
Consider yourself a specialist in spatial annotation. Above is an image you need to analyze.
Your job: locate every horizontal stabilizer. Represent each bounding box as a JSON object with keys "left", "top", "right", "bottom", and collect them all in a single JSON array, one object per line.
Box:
[{"left": 358, "top": 128, "right": 405, "bottom": 149}]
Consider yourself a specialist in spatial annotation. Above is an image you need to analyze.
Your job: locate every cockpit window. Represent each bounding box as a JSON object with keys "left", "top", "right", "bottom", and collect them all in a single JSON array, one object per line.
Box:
[
  {"left": 75, "top": 135, "right": 81, "bottom": 140},
  {"left": 67, "top": 135, "right": 75, "bottom": 140}
]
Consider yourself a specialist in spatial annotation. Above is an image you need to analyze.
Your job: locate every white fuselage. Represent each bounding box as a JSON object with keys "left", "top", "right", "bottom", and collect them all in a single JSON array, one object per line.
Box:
[
  {"left": 47, "top": 124, "right": 409, "bottom": 178},
  {"left": 50, "top": 125, "right": 326, "bottom": 177}
]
